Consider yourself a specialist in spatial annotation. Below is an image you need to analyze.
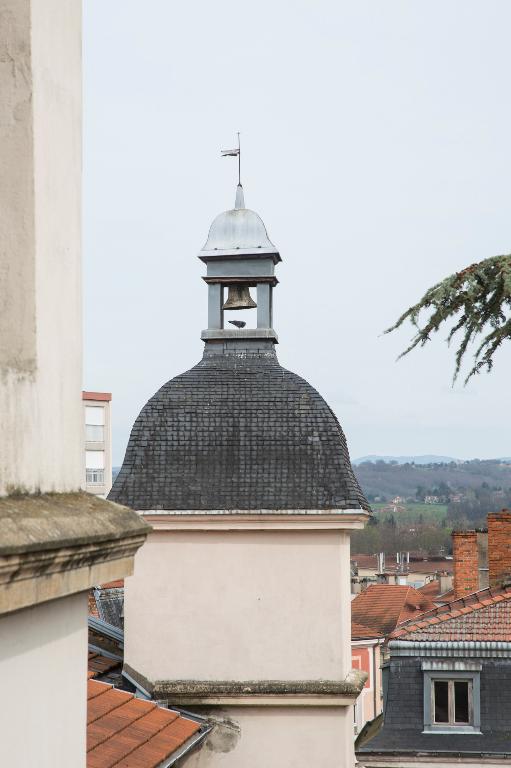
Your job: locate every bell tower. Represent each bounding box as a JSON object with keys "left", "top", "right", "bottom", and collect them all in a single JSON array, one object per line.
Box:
[
  {"left": 200, "top": 183, "right": 280, "bottom": 345},
  {"left": 112, "top": 170, "right": 370, "bottom": 768}
]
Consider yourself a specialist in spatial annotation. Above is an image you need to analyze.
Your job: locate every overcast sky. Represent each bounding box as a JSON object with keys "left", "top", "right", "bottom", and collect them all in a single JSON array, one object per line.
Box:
[{"left": 83, "top": 1, "right": 511, "bottom": 466}]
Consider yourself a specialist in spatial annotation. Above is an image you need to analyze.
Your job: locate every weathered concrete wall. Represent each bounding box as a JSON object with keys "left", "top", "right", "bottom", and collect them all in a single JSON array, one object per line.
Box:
[
  {"left": 125, "top": 528, "right": 352, "bottom": 682},
  {"left": 184, "top": 707, "right": 355, "bottom": 768},
  {"left": 0, "top": 592, "right": 87, "bottom": 768},
  {"left": 0, "top": 0, "right": 82, "bottom": 495}
]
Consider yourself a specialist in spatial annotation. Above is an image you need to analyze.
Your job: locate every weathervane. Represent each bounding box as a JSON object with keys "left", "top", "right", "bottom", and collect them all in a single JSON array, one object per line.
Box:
[{"left": 221, "top": 132, "right": 241, "bottom": 186}]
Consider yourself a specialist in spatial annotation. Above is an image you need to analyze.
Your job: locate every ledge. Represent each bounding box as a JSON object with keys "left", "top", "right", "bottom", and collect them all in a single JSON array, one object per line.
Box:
[
  {"left": 202, "top": 276, "right": 278, "bottom": 286},
  {"left": 141, "top": 509, "right": 369, "bottom": 532},
  {"left": 124, "top": 666, "right": 367, "bottom": 707},
  {"left": 199, "top": 249, "right": 281, "bottom": 263},
  {"left": 0, "top": 492, "right": 149, "bottom": 615},
  {"left": 201, "top": 328, "right": 279, "bottom": 343}
]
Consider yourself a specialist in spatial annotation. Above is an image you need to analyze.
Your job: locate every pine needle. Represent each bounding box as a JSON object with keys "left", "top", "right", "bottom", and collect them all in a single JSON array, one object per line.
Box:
[{"left": 385, "top": 255, "right": 511, "bottom": 383}]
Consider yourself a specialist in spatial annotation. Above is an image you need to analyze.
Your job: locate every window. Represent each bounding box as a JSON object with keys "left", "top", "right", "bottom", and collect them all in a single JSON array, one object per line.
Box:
[
  {"left": 422, "top": 661, "right": 481, "bottom": 734},
  {"left": 433, "top": 679, "right": 471, "bottom": 725},
  {"left": 85, "top": 406, "right": 105, "bottom": 442},
  {"left": 86, "top": 450, "right": 105, "bottom": 485},
  {"left": 86, "top": 468, "right": 105, "bottom": 484}
]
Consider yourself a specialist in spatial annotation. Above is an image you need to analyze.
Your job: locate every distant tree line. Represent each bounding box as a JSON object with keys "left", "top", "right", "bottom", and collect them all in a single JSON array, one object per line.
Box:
[
  {"left": 355, "top": 459, "right": 511, "bottom": 505},
  {"left": 351, "top": 514, "right": 451, "bottom": 557},
  {"left": 446, "top": 485, "right": 511, "bottom": 527}
]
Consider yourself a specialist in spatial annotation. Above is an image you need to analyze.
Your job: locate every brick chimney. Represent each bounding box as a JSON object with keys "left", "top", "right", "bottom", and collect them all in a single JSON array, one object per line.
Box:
[
  {"left": 488, "top": 510, "right": 511, "bottom": 587},
  {"left": 452, "top": 531, "right": 479, "bottom": 599}
]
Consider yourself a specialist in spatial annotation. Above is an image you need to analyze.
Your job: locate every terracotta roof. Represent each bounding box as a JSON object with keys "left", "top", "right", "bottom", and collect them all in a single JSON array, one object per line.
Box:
[
  {"left": 417, "top": 580, "right": 454, "bottom": 603},
  {"left": 407, "top": 560, "right": 453, "bottom": 575},
  {"left": 87, "top": 679, "right": 203, "bottom": 767},
  {"left": 352, "top": 620, "right": 384, "bottom": 640},
  {"left": 88, "top": 652, "right": 121, "bottom": 680},
  {"left": 351, "top": 584, "right": 437, "bottom": 636},
  {"left": 83, "top": 391, "right": 112, "bottom": 401},
  {"left": 390, "top": 584, "right": 511, "bottom": 642}
]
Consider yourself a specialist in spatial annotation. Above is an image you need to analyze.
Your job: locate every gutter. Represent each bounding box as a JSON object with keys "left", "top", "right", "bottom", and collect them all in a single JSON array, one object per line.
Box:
[
  {"left": 357, "top": 747, "right": 511, "bottom": 758},
  {"left": 88, "top": 643, "right": 123, "bottom": 662},
  {"left": 88, "top": 615, "right": 124, "bottom": 644},
  {"left": 389, "top": 640, "right": 511, "bottom": 650},
  {"left": 389, "top": 640, "right": 511, "bottom": 657},
  {"left": 158, "top": 725, "right": 212, "bottom": 767}
]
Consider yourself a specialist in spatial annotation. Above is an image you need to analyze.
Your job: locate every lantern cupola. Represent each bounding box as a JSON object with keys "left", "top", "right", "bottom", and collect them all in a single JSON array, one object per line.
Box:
[{"left": 199, "top": 184, "right": 281, "bottom": 345}]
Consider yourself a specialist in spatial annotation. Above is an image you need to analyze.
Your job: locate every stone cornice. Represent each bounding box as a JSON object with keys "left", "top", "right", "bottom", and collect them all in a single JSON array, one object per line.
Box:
[
  {"left": 0, "top": 492, "right": 149, "bottom": 614},
  {"left": 142, "top": 509, "right": 369, "bottom": 532},
  {"left": 124, "top": 665, "right": 367, "bottom": 707}
]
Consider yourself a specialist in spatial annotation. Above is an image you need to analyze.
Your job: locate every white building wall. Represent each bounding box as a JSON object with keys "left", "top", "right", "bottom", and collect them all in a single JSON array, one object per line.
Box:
[
  {"left": 126, "top": 525, "right": 357, "bottom": 768},
  {"left": 0, "top": 593, "right": 88, "bottom": 768},
  {"left": 125, "top": 528, "right": 351, "bottom": 682},
  {"left": 0, "top": 0, "right": 82, "bottom": 496},
  {"left": 185, "top": 707, "right": 355, "bottom": 768}
]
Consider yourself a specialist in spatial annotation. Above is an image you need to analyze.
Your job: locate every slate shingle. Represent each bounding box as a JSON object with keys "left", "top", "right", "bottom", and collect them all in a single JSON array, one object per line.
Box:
[{"left": 109, "top": 346, "right": 369, "bottom": 512}]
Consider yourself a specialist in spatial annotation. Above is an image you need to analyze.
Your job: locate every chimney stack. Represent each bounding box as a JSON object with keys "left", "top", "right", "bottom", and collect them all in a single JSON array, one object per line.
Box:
[
  {"left": 439, "top": 572, "right": 453, "bottom": 594},
  {"left": 488, "top": 510, "right": 511, "bottom": 588},
  {"left": 452, "top": 531, "right": 479, "bottom": 599}
]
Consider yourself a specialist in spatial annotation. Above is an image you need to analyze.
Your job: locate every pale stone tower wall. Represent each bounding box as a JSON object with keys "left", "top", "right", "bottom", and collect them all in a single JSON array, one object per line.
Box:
[
  {"left": 0, "top": 0, "right": 82, "bottom": 496},
  {"left": 0, "top": 5, "right": 148, "bottom": 767},
  {"left": 125, "top": 522, "right": 364, "bottom": 767}
]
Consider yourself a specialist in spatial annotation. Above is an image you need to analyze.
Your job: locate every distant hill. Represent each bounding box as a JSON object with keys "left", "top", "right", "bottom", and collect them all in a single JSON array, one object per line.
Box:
[
  {"left": 353, "top": 455, "right": 457, "bottom": 466},
  {"left": 354, "top": 458, "right": 511, "bottom": 503}
]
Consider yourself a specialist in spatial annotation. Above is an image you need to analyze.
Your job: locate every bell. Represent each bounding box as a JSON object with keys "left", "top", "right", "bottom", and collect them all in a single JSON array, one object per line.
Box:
[{"left": 222, "top": 284, "right": 257, "bottom": 311}]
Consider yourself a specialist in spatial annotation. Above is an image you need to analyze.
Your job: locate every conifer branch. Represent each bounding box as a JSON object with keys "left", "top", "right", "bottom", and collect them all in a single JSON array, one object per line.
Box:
[{"left": 385, "top": 254, "right": 511, "bottom": 383}]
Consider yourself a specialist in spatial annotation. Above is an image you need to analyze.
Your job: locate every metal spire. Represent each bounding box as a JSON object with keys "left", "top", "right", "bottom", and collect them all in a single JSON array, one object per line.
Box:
[
  {"left": 237, "top": 132, "right": 241, "bottom": 186},
  {"left": 221, "top": 133, "right": 244, "bottom": 208}
]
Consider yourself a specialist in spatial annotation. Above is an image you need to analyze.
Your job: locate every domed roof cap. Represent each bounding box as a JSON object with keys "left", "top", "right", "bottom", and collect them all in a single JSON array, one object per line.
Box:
[
  {"left": 108, "top": 347, "right": 370, "bottom": 514},
  {"left": 200, "top": 184, "right": 280, "bottom": 259}
]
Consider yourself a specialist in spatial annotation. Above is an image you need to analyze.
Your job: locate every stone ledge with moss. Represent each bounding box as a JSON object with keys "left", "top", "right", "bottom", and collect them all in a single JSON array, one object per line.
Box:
[
  {"left": 0, "top": 492, "right": 149, "bottom": 614},
  {"left": 124, "top": 665, "right": 368, "bottom": 706}
]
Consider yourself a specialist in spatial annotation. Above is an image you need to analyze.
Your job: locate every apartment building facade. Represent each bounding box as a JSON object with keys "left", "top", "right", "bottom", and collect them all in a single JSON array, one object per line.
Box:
[{"left": 83, "top": 391, "right": 112, "bottom": 497}]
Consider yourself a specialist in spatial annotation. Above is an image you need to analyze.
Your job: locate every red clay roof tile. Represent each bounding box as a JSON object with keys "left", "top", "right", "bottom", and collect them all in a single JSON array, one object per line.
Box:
[
  {"left": 389, "top": 584, "right": 511, "bottom": 642},
  {"left": 417, "top": 580, "right": 441, "bottom": 599},
  {"left": 88, "top": 687, "right": 133, "bottom": 725},
  {"left": 351, "top": 584, "right": 436, "bottom": 636},
  {"left": 351, "top": 620, "right": 383, "bottom": 639},
  {"left": 88, "top": 652, "right": 121, "bottom": 678},
  {"left": 87, "top": 698, "right": 155, "bottom": 752},
  {"left": 86, "top": 680, "right": 202, "bottom": 768}
]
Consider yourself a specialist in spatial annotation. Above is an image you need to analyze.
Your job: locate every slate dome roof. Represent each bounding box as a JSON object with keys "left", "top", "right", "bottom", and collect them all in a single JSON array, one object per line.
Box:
[{"left": 109, "top": 348, "right": 369, "bottom": 512}]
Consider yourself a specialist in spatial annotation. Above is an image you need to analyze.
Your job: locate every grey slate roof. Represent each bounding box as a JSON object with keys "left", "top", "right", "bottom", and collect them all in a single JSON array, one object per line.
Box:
[
  {"left": 94, "top": 587, "right": 124, "bottom": 629},
  {"left": 357, "top": 657, "right": 511, "bottom": 757},
  {"left": 109, "top": 345, "right": 369, "bottom": 513}
]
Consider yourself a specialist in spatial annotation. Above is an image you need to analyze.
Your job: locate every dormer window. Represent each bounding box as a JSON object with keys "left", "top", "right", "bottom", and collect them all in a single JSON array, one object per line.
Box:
[
  {"left": 433, "top": 679, "right": 471, "bottom": 725},
  {"left": 422, "top": 661, "right": 481, "bottom": 734}
]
